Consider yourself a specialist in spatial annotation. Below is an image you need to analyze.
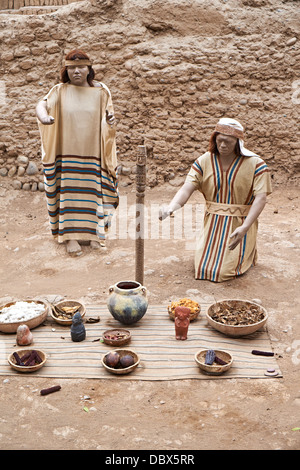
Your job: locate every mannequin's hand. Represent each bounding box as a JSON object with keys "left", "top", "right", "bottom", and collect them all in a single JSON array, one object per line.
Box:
[
  {"left": 40, "top": 115, "right": 55, "bottom": 125},
  {"left": 159, "top": 205, "right": 172, "bottom": 221},
  {"left": 106, "top": 110, "right": 115, "bottom": 126},
  {"left": 228, "top": 226, "right": 247, "bottom": 250}
]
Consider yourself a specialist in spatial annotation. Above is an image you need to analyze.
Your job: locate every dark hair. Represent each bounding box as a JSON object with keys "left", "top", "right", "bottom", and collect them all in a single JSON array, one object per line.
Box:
[
  {"left": 60, "top": 49, "right": 95, "bottom": 87},
  {"left": 209, "top": 132, "right": 240, "bottom": 157}
]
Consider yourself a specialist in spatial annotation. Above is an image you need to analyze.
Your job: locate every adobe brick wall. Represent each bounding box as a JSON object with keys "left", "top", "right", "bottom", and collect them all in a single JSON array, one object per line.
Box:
[
  {"left": 0, "top": 0, "right": 299, "bottom": 191},
  {"left": 0, "top": 0, "right": 80, "bottom": 11}
]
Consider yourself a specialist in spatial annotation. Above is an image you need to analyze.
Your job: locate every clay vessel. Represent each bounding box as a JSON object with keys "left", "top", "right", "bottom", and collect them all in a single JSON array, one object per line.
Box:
[
  {"left": 107, "top": 281, "right": 148, "bottom": 325},
  {"left": 175, "top": 306, "right": 190, "bottom": 340}
]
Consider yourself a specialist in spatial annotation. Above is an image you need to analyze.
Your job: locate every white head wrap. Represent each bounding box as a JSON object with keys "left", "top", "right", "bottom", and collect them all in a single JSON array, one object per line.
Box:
[{"left": 214, "top": 118, "right": 259, "bottom": 157}]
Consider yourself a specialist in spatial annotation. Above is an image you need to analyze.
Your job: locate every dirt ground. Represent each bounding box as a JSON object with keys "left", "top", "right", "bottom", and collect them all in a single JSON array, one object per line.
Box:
[{"left": 0, "top": 181, "right": 299, "bottom": 451}]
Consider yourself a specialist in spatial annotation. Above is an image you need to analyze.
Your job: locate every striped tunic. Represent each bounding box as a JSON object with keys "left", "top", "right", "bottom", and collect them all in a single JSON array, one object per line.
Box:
[
  {"left": 38, "top": 82, "right": 118, "bottom": 244},
  {"left": 186, "top": 151, "right": 272, "bottom": 282}
]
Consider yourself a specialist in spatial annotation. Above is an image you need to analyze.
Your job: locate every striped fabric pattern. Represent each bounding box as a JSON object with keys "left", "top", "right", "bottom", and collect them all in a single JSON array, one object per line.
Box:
[
  {"left": 191, "top": 160, "right": 203, "bottom": 175},
  {"left": 186, "top": 152, "right": 272, "bottom": 282},
  {"left": 255, "top": 161, "right": 269, "bottom": 177},
  {"left": 43, "top": 155, "right": 118, "bottom": 242},
  {"left": 0, "top": 304, "right": 282, "bottom": 380}
]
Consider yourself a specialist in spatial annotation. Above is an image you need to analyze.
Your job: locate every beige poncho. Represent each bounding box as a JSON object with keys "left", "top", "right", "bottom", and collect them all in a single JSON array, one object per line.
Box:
[{"left": 38, "top": 82, "right": 118, "bottom": 243}]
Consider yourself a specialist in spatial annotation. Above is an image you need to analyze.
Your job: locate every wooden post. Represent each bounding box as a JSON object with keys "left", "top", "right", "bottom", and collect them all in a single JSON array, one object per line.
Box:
[{"left": 135, "top": 145, "right": 147, "bottom": 285}]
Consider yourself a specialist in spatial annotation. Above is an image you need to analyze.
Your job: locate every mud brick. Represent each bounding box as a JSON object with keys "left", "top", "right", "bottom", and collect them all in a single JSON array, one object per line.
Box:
[{"left": 0, "top": 0, "right": 9, "bottom": 8}]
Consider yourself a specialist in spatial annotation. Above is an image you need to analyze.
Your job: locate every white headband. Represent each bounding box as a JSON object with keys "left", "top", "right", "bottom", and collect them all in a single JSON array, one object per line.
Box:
[
  {"left": 214, "top": 118, "right": 258, "bottom": 157},
  {"left": 64, "top": 59, "right": 92, "bottom": 67}
]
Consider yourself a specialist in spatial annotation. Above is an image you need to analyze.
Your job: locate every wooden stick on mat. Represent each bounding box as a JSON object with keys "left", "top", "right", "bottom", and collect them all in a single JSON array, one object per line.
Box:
[{"left": 135, "top": 145, "right": 147, "bottom": 285}]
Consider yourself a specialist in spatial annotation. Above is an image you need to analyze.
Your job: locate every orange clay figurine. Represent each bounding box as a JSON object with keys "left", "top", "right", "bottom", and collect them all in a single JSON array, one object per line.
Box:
[{"left": 174, "top": 306, "right": 190, "bottom": 340}]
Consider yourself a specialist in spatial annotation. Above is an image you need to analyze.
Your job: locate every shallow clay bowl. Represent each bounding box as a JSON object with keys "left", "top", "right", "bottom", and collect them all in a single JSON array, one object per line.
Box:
[
  {"left": 102, "top": 329, "right": 131, "bottom": 346},
  {"left": 8, "top": 349, "right": 47, "bottom": 373},
  {"left": 195, "top": 349, "right": 233, "bottom": 376},
  {"left": 206, "top": 299, "right": 268, "bottom": 337},
  {"left": 0, "top": 300, "right": 49, "bottom": 334},
  {"left": 51, "top": 300, "right": 86, "bottom": 326},
  {"left": 102, "top": 349, "right": 140, "bottom": 375}
]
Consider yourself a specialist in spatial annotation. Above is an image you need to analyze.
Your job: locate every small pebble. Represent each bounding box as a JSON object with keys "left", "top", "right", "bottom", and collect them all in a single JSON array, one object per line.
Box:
[
  {"left": 13, "top": 180, "right": 22, "bottom": 190},
  {"left": 0, "top": 168, "right": 8, "bottom": 177},
  {"left": 286, "top": 37, "right": 297, "bottom": 46}
]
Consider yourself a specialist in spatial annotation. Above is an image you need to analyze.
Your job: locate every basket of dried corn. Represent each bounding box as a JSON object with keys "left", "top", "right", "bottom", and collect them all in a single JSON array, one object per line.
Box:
[{"left": 168, "top": 298, "right": 201, "bottom": 321}]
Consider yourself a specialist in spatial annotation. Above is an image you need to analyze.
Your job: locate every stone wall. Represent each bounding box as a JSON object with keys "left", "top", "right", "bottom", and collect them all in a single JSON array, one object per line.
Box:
[
  {"left": 0, "top": 0, "right": 299, "bottom": 192},
  {"left": 0, "top": 0, "right": 81, "bottom": 12}
]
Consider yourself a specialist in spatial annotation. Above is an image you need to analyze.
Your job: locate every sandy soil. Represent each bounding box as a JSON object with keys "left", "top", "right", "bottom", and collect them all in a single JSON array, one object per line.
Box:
[{"left": 0, "top": 181, "right": 299, "bottom": 451}]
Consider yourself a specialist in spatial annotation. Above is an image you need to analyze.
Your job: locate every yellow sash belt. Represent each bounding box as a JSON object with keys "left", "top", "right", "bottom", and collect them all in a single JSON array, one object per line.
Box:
[{"left": 205, "top": 201, "right": 251, "bottom": 217}]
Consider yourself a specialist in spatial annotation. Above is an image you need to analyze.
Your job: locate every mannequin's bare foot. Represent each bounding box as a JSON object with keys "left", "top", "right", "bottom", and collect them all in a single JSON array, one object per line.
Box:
[
  {"left": 90, "top": 241, "right": 107, "bottom": 251},
  {"left": 66, "top": 240, "right": 82, "bottom": 256}
]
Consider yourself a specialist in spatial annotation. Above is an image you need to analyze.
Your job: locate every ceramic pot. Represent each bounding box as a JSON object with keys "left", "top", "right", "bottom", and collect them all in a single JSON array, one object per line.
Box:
[{"left": 107, "top": 281, "right": 148, "bottom": 325}]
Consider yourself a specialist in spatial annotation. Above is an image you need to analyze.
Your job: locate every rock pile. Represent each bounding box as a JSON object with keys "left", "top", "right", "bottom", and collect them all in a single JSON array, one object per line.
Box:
[{"left": 0, "top": 151, "right": 44, "bottom": 191}]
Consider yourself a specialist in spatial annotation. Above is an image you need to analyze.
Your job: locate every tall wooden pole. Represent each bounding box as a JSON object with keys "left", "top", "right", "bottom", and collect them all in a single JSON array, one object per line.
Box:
[{"left": 135, "top": 145, "right": 147, "bottom": 285}]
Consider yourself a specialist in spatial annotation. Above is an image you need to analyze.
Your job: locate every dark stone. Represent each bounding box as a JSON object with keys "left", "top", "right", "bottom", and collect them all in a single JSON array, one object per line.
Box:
[{"left": 70, "top": 311, "right": 86, "bottom": 342}]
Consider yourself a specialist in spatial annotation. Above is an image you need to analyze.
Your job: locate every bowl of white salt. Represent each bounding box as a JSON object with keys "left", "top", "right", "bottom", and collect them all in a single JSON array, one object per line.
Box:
[{"left": 0, "top": 300, "right": 50, "bottom": 333}]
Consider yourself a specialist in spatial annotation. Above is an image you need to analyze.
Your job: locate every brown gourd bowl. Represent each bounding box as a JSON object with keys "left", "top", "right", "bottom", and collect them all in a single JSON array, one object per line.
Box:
[
  {"left": 50, "top": 300, "right": 86, "bottom": 326},
  {"left": 102, "top": 329, "right": 131, "bottom": 346},
  {"left": 195, "top": 349, "right": 233, "bottom": 375},
  {"left": 8, "top": 349, "right": 47, "bottom": 373},
  {"left": 102, "top": 349, "right": 140, "bottom": 375},
  {"left": 0, "top": 300, "right": 50, "bottom": 334},
  {"left": 206, "top": 299, "right": 268, "bottom": 337}
]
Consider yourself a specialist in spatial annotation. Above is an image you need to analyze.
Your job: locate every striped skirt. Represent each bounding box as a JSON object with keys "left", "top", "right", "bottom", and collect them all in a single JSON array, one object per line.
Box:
[
  {"left": 43, "top": 155, "right": 119, "bottom": 244},
  {"left": 194, "top": 213, "right": 258, "bottom": 283}
]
